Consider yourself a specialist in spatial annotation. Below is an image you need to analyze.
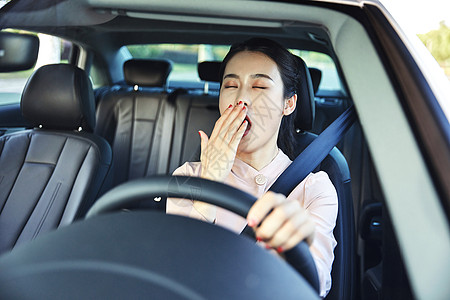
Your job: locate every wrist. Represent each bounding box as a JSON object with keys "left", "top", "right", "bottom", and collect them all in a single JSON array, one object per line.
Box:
[{"left": 193, "top": 201, "right": 217, "bottom": 223}]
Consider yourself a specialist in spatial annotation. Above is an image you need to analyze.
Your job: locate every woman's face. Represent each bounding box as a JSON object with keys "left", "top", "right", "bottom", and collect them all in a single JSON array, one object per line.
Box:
[{"left": 219, "top": 51, "right": 286, "bottom": 154}]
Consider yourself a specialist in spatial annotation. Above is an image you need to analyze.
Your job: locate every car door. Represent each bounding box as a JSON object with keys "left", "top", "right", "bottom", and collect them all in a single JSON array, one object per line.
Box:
[{"left": 356, "top": 2, "right": 450, "bottom": 299}]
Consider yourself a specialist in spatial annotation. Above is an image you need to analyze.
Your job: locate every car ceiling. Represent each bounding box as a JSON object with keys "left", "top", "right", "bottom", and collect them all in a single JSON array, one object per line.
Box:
[{"left": 0, "top": 0, "right": 361, "bottom": 54}]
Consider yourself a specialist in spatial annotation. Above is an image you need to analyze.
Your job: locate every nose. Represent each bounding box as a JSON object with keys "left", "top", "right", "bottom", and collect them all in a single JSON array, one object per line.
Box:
[{"left": 235, "top": 90, "right": 251, "bottom": 107}]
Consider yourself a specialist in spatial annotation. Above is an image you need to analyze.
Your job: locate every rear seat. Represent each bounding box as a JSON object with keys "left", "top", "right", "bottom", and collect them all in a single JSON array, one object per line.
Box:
[
  {"left": 95, "top": 59, "right": 175, "bottom": 187},
  {"left": 168, "top": 62, "right": 220, "bottom": 173},
  {"left": 94, "top": 60, "right": 220, "bottom": 196}
]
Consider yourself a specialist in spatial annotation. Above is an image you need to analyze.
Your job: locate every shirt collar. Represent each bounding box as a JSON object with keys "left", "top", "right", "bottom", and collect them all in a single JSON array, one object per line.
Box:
[{"left": 231, "top": 149, "right": 292, "bottom": 186}]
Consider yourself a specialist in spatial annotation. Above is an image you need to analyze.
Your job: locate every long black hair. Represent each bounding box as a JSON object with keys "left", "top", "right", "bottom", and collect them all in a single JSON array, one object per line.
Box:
[{"left": 219, "top": 38, "right": 303, "bottom": 159}]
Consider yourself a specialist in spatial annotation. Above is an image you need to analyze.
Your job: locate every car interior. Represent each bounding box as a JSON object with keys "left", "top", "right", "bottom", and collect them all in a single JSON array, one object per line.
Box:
[{"left": 1, "top": 0, "right": 448, "bottom": 299}]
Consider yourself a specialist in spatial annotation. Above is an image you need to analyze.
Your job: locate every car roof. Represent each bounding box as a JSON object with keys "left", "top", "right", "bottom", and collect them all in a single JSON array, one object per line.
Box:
[{"left": 0, "top": 0, "right": 385, "bottom": 55}]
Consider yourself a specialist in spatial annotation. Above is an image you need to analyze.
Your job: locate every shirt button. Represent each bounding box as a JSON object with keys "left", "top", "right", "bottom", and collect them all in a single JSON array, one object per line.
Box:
[{"left": 255, "top": 174, "right": 267, "bottom": 185}]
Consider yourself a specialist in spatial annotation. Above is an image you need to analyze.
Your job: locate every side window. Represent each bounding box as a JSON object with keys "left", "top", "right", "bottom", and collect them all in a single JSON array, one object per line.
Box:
[
  {"left": 0, "top": 30, "right": 73, "bottom": 106},
  {"left": 292, "top": 50, "right": 344, "bottom": 94}
]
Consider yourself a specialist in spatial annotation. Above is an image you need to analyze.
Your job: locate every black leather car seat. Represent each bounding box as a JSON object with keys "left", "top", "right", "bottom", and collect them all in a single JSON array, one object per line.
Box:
[
  {"left": 95, "top": 59, "right": 173, "bottom": 186},
  {"left": 167, "top": 62, "right": 221, "bottom": 173},
  {"left": 0, "top": 64, "right": 112, "bottom": 254},
  {"left": 293, "top": 61, "right": 356, "bottom": 300}
]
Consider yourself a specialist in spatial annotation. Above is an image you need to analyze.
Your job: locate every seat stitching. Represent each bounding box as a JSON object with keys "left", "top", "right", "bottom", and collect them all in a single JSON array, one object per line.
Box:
[
  {"left": 128, "top": 94, "right": 136, "bottom": 180},
  {"left": 143, "top": 97, "right": 162, "bottom": 177},
  {"left": 166, "top": 94, "right": 178, "bottom": 174},
  {"left": 179, "top": 95, "right": 193, "bottom": 167},
  {"left": 12, "top": 136, "right": 68, "bottom": 248},
  {"left": 0, "top": 132, "right": 32, "bottom": 215},
  {"left": 134, "top": 118, "right": 156, "bottom": 122},
  {"left": 32, "top": 181, "right": 62, "bottom": 239},
  {"left": 0, "top": 138, "right": 5, "bottom": 157},
  {"left": 157, "top": 92, "right": 176, "bottom": 174},
  {"left": 58, "top": 144, "right": 91, "bottom": 225},
  {"left": 31, "top": 131, "right": 103, "bottom": 159},
  {"left": 23, "top": 161, "right": 56, "bottom": 166}
]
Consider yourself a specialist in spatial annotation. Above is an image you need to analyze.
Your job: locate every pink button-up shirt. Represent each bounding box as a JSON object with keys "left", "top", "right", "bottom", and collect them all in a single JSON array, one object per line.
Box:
[{"left": 167, "top": 149, "right": 337, "bottom": 297}]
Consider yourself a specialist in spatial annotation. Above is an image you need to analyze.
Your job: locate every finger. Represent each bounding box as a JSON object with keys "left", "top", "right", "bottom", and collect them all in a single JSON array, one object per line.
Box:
[
  {"left": 229, "top": 120, "right": 247, "bottom": 150},
  {"left": 198, "top": 130, "right": 209, "bottom": 156},
  {"left": 213, "top": 102, "right": 246, "bottom": 142},
  {"left": 264, "top": 206, "right": 310, "bottom": 248},
  {"left": 247, "top": 191, "right": 285, "bottom": 228},
  {"left": 280, "top": 218, "right": 316, "bottom": 251},
  {"left": 209, "top": 104, "right": 234, "bottom": 141},
  {"left": 253, "top": 199, "right": 301, "bottom": 242},
  {"left": 225, "top": 109, "right": 247, "bottom": 147},
  {"left": 226, "top": 104, "right": 247, "bottom": 139}
]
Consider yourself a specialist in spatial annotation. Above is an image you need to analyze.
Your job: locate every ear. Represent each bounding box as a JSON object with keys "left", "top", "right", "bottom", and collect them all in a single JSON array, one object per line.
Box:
[{"left": 283, "top": 94, "right": 297, "bottom": 116}]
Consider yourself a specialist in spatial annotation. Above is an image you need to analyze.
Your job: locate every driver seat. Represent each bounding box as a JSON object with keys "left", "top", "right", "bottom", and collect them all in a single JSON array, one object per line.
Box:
[{"left": 292, "top": 63, "right": 356, "bottom": 300}]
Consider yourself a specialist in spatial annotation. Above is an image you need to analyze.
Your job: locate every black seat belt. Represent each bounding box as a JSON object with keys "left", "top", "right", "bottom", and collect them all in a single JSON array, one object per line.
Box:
[
  {"left": 241, "top": 105, "right": 356, "bottom": 235},
  {"left": 270, "top": 105, "right": 356, "bottom": 195}
]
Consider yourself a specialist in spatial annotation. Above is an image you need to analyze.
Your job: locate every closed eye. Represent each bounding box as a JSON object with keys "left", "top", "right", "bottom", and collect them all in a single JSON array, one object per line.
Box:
[{"left": 253, "top": 86, "right": 267, "bottom": 89}]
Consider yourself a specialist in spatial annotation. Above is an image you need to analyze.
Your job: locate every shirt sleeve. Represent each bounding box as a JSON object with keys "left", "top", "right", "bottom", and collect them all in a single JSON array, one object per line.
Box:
[
  {"left": 166, "top": 162, "right": 216, "bottom": 223},
  {"left": 302, "top": 171, "right": 338, "bottom": 298}
]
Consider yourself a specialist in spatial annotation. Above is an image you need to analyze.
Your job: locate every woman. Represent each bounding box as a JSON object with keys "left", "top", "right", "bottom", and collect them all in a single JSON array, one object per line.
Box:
[{"left": 167, "top": 38, "right": 337, "bottom": 298}]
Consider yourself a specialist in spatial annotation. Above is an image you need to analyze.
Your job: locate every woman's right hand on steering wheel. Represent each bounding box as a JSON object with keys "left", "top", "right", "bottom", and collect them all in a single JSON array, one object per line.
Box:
[{"left": 247, "top": 191, "right": 316, "bottom": 253}]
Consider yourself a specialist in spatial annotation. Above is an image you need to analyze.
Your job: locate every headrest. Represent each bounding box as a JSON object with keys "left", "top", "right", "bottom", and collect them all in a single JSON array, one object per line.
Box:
[
  {"left": 198, "top": 61, "right": 221, "bottom": 82},
  {"left": 21, "top": 64, "right": 96, "bottom": 132},
  {"left": 308, "top": 68, "right": 322, "bottom": 95},
  {"left": 123, "top": 59, "right": 172, "bottom": 87},
  {"left": 294, "top": 58, "right": 315, "bottom": 131}
]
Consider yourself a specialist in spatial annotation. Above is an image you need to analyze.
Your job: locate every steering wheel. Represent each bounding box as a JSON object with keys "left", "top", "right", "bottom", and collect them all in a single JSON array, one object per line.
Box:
[
  {"left": 0, "top": 175, "right": 320, "bottom": 299},
  {"left": 86, "top": 175, "right": 320, "bottom": 293}
]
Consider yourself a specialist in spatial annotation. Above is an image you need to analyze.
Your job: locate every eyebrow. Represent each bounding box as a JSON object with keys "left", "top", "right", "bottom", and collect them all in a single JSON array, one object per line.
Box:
[
  {"left": 252, "top": 74, "right": 274, "bottom": 81},
  {"left": 223, "top": 73, "right": 274, "bottom": 82}
]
